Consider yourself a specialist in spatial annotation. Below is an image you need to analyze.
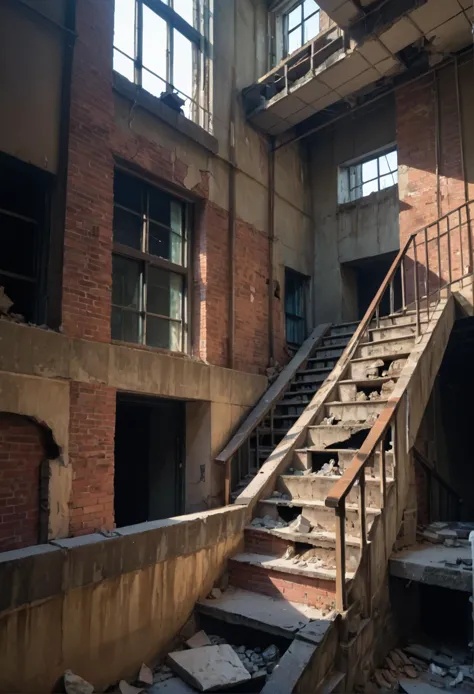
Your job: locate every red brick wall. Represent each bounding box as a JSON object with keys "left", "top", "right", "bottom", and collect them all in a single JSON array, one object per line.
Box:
[
  {"left": 62, "top": 0, "right": 114, "bottom": 343},
  {"left": 0, "top": 414, "right": 45, "bottom": 552},
  {"left": 69, "top": 383, "right": 116, "bottom": 536}
]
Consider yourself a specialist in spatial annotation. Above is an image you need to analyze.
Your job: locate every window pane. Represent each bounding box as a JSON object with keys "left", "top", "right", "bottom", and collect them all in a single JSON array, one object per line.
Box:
[
  {"left": 379, "top": 150, "right": 397, "bottom": 175},
  {"left": 113, "top": 207, "right": 142, "bottom": 250},
  {"left": 114, "top": 0, "right": 135, "bottom": 57},
  {"left": 143, "top": 6, "right": 168, "bottom": 81},
  {"left": 113, "top": 49, "right": 135, "bottom": 81},
  {"left": 362, "top": 179, "right": 379, "bottom": 197},
  {"left": 142, "top": 69, "right": 167, "bottom": 99},
  {"left": 170, "top": 200, "right": 184, "bottom": 237},
  {"left": 361, "top": 158, "right": 378, "bottom": 183},
  {"left": 173, "top": 0, "right": 194, "bottom": 25},
  {"left": 0, "top": 273, "right": 36, "bottom": 323},
  {"left": 147, "top": 267, "right": 183, "bottom": 320},
  {"left": 304, "top": 0, "right": 319, "bottom": 18},
  {"left": 112, "top": 255, "right": 142, "bottom": 310},
  {"left": 173, "top": 30, "right": 193, "bottom": 100},
  {"left": 114, "top": 171, "right": 142, "bottom": 211},
  {"left": 147, "top": 316, "right": 182, "bottom": 351},
  {"left": 288, "top": 4, "right": 302, "bottom": 30},
  {"left": 149, "top": 187, "right": 171, "bottom": 225},
  {"left": 111, "top": 306, "right": 141, "bottom": 343},
  {"left": 350, "top": 185, "right": 362, "bottom": 201},
  {"left": 380, "top": 173, "right": 397, "bottom": 190},
  {"left": 0, "top": 213, "right": 37, "bottom": 277},
  {"left": 304, "top": 12, "right": 320, "bottom": 42},
  {"left": 288, "top": 27, "right": 302, "bottom": 54}
]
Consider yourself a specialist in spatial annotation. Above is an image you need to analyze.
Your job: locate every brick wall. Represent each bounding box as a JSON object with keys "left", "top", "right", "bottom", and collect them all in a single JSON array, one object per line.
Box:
[
  {"left": 0, "top": 414, "right": 45, "bottom": 551},
  {"left": 62, "top": 0, "right": 114, "bottom": 343},
  {"left": 69, "top": 383, "right": 116, "bottom": 536}
]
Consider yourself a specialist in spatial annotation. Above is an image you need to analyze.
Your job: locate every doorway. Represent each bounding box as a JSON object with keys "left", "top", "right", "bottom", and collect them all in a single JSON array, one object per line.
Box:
[
  {"left": 114, "top": 394, "right": 185, "bottom": 527},
  {"left": 342, "top": 251, "right": 402, "bottom": 320}
]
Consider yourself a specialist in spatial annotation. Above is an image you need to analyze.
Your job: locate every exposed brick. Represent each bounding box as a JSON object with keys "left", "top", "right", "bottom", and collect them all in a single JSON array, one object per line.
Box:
[
  {"left": 0, "top": 414, "right": 45, "bottom": 552},
  {"left": 69, "top": 382, "right": 116, "bottom": 535},
  {"left": 244, "top": 528, "right": 291, "bottom": 556}
]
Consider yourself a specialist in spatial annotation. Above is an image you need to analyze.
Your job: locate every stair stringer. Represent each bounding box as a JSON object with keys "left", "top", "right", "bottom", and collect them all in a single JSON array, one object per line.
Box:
[{"left": 335, "top": 295, "right": 456, "bottom": 692}]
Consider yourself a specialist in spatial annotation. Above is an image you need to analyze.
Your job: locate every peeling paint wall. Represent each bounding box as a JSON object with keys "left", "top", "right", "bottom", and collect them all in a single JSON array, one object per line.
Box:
[{"left": 309, "top": 95, "right": 400, "bottom": 324}]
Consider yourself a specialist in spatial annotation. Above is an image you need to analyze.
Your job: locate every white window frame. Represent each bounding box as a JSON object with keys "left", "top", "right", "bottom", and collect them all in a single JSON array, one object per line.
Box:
[
  {"left": 269, "top": 0, "right": 321, "bottom": 65},
  {"left": 284, "top": 1, "right": 320, "bottom": 57},
  {"left": 113, "top": 0, "right": 213, "bottom": 133},
  {"left": 338, "top": 147, "right": 398, "bottom": 205}
]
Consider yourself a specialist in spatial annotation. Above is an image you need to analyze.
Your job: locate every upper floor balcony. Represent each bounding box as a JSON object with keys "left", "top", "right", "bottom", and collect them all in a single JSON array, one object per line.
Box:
[{"left": 244, "top": 0, "right": 473, "bottom": 137}]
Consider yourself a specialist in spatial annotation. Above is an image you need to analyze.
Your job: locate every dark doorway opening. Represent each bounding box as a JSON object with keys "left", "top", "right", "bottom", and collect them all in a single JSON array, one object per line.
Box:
[
  {"left": 342, "top": 250, "right": 402, "bottom": 320},
  {"left": 114, "top": 394, "right": 185, "bottom": 527}
]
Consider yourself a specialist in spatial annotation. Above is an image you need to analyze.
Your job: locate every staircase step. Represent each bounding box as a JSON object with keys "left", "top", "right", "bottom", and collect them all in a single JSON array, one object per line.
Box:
[
  {"left": 329, "top": 321, "right": 359, "bottom": 335},
  {"left": 325, "top": 330, "right": 356, "bottom": 341},
  {"left": 277, "top": 472, "right": 393, "bottom": 508},
  {"left": 306, "top": 423, "right": 371, "bottom": 449},
  {"left": 258, "top": 498, "right": 380, "bottom": 536},
  {"left": 324, "top": 399, "right": 387, "bottom": 422},
  {"left": 309, "top": 347, "right": 344, "bottom": 360},
  {"left": 337, "top": 377, "right": 397, "bottom": 403},
  {"left": 286, "top": 387, "right": 320, "bottom": 397},
  {"left": 355, "top": 335, "right": 415, "bottom": 359},
  {"left": 196, "top": 586, "right": 326, "bottom": 640},
  {"left": 320, "top": 338, "right": 350, "bottom": 349},
  {"left": 294, "top": 447, "right": 395, "bottom": 475},
  {"left": 349, "top": 353, "right": 409, "bottom": 380},
  {"left": 369, "top": 308, "right": 430, "bottom": 328},
  {"left": 368, "top": 321, "right": 427, "bottom": 341}
]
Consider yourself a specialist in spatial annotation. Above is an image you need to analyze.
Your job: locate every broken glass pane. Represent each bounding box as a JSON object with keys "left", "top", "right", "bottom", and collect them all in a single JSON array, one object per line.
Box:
[
  {"left": 362, "top": 179, "right": 379, "bottom": 197},
  {"left": 114, "top": 0, "right": 135, "bottom": 57},
  {"left": 143, "top": 6, "right": 168, "bottom": 81},
  {"left": 173, "top": 0, "right": 194, "bottom": 26},
  {"left": 379, "top": 150, "right": 397, "bottom": 175}
]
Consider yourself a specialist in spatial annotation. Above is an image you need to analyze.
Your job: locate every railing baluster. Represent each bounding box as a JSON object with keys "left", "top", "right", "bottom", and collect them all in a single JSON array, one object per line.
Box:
[
  {"left": 424, "top": 227, "right": 430, "bottom": 319},
  {"left": 447, "top": 214, "right": 453, "bottom": 290},
  {"left": 335, "top": 504, "right": 347, "bottom": 612},
  {"left": 375, "top": 305, "right": 380, "bottom": 328},
  {"left": 459, "top": 208, "right": 464, "bottom": 278},
  {"left": 413, "top": 239, "right": 420, "bottom": 336},
  {"left": 437, "top": 221, "right": 442, "bottom": 301},
  {"left": 401, "top": 256, "right": 407, "bottom": 311},
  {"left": 246, "top": 437, "right": 251, "bottom": 478},
  {"left": 379, "top": 441, "right": 387, "bottom": 509},
  {"left": 255, "top": 427, "right": 260, "bottom": 471},
  {"left": 225, "top": 457, "right": 232, "bottom": 505},
  {"left": 389, "top": 279, "right": 394, "bottom": 315},
  {"left": 270, "top": 406, "right": 275, "bottom": 448},
  {"left": 359, "top": 467, "right": 367, "bottom": 550}
]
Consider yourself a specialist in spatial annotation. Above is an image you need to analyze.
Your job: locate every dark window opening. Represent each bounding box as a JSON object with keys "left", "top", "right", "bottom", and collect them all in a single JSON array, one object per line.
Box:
[
  {"left": 0, "top": 153, "right": 51, "bottom": 323},
  {"left": 285, "top": 268, "right": 308, "bottom": 347},
  {"left": 112, "top": 170, "right": 190, "bottom": 352},
  {"left": 114, "top": 394, "right": 185, "bottom": 527},
  {"left": 342, "top": 251, "right": 402, "bottom": 321}
]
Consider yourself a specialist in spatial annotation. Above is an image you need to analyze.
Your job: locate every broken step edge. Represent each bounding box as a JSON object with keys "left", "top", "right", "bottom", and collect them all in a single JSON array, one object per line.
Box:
[
  {"left": 260, "top": 497, "right": 381, "bottom": 516},
  {"left": 246, "top": 524, "right": 361, "bottom": 549},
  {"left": 349, "top": 350, "right": 411, "bottom": 364},
  {"left": 230, "top": 552, "right": 356, "bottom": 581},
  {"left": 279, "top": 472, "right": 395, "bottom": 485}
]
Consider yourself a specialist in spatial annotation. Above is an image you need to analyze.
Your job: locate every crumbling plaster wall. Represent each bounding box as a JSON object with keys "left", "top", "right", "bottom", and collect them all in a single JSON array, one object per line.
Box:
[{"left": 309, "top": 95, "right": 400, "bottom": 324}]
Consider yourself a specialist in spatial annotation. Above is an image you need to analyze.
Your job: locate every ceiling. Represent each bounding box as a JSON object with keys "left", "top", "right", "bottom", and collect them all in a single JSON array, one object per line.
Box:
[{"left": 247, "top": 0, "right": 473, "bottom": 135}]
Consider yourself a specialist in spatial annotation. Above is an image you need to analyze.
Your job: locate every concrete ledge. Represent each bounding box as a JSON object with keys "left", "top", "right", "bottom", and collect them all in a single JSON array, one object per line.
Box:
[{"left": 0, "top": 506, "right": 248, "bottom": 614}]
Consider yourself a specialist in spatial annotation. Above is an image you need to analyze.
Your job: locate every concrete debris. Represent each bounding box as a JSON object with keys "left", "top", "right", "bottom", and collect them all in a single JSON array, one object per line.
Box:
[
  {"left": 271, "top": 491, "right": 282, "bottom": 498},
  {"left": 368, "top": 390, "right": 381, "bottom": 401},
  {"left": 318, "top": 460, "right": 336, "bottom": 476},
  {"left": 445, "top": 538, "right": 462, "bottom": 548},
  {"left": 167, "top": 644, "right": 251, "bottom": 691},
  {"left": 450, "top": 672, "right": 464, "bottom": 687},
  {"left": 262, "top": 645, "right": 279, "bottom": 662},
  {"left": 365, "top": 359, "right": 384, "bottom": 379},
  {"left": 356, "top": 391, "right": 368, "bottom": 401},
  {"left": 119, "top": 681, "right": 144, "bottom": 694},
  {"left": 381, "top": 379, "right": 396, "bottom": 395},
  {"left": 64, "top": 670, "right": 94, "bottom": 694},
  {"left": 289, "top": 514, "right": 312, "bottom": 534},
  {"left": 293, "top": 470, "right": 305, "bottom": 476},
  {"left": 387, "top": 359, "right": 406, "bottom": 375},
  {"left": 153, "top": 665, "right": 174, "bottom": 684},
  {"left": 186, "top": 631, "right": 211, "bottom": 649},
  {"left": 429, "top": 663, "right": 446, "bottom": 677},
  {"left": 251, "top": 515, "right": 288, "bottom": 529},
  {"left": 137, "top": 664, "right": 154, "bottom": 686},
  {"left": 208, "top": 587, "right": 222, "bottom": 600},
  {"left": 321, "top": 415, "right": 336, "bottom": 425},
  {"left": 283, "top": 546, "right": 295, "bottom": 560},
  {"left": 0, "top": 286, "right": 13, "bottom": 315}
]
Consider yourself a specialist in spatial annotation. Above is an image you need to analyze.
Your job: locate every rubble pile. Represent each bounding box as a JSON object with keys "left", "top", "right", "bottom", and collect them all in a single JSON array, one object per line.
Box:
[
  {"left": 367, "top": 643, "right": 474, "bottom": 692},
  {"left": 420, "top": 521, "right": 474, "bottom": 555}
]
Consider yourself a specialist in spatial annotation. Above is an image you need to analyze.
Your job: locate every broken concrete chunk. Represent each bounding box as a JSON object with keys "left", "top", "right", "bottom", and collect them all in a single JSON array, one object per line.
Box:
[
  {"left": 403, "top": 665, "right": 418, "bottom": 679},
  {"left": 119, "top": 681, "right": 144, "bottom": 694},
  {"left": 137, "top": 664, "right": 154, "bottom": 686},
  {"left": 388, "top": 359, "right": 406, "bottom": 374},
  {"left": 356, "top": 391, "right": 368, "bottom": 401},
  {"left": 186, "top": 631, "right": 212, "bottom": 649},
  {"left": 208, "top": 587, "right": 222, "bottom": 600},
  {"left": 429, "top": 663, "right": 447, "bottom": 677},
  {"left": 64, "top": 671, "right": 94, "bottom": 694},
  {"left": 167, "top": 645, "right": 251, "bottom": 692},
  {"left": 422, "top": 530, "right": 442, "bottom": 544},
  {"left": 373, "top": 670, "right": 391, "bottom": 689},
  {"left": 0, "top": 287, "right": 13, "bottom": 315},
  {"left": 381, "top": 379, "right": 396, "bottom": 395},
  {"left": 262, "top": 645, "right": 279, "bottom": 662},
  {"left": 289, "top": 514, "right": 311, "bottom": 534},
  {"left": 318, "top": 460, "right": 335, "bottom": 476},
  {"left": 283, "top": 546, "right": 295, "bottom": 560},
  {"left": 365, "top": 359, "right": 384, "bottom": 379},
  {"left": 404, "top": 644, "right": 434, "bottom": 662},
  {"left": 368, "top": 390, "right": 380, "bottom": 401}
]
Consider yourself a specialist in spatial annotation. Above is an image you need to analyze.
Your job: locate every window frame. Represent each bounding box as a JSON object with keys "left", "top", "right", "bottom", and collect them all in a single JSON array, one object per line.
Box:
[
  {"left": 284, "top": 1, "right": 321, "bottom": 57},
  {"left": 113, "top": 0, "right": 213, "bottom": 132},
  {"left": 284, "top": 267, "right": 308, "bottom": 347},
  {"left": 112, "top": 169, "right": 192, "bottom": 354},
  {"left": 338, "top": 146, "right": 398, "bottom": 205}
]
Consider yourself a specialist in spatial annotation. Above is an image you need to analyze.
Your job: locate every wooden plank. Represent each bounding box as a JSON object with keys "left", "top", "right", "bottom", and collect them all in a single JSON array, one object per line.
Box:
[{"left": 215, "top": 323, "right": 331, "bottom": 464}]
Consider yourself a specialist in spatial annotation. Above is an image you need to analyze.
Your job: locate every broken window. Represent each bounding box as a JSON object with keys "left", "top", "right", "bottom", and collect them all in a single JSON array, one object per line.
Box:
[
  {"left": 339, "top": 148, "right": 398, "bottom": 204},
  {"left": 285, "top": 268, "right": 308, "bottom": 347},
  {"left": 285, "top": 1, "right": 320, "bottom": 55},
  {"left": 0, "top": 154, "right": 50, "bottom": 324},
  {"left": 113, "top": 0, "right": 213, "bottom": 131},
  {"left": 112, "top": 170, "right": 190, "bottom": 352}
]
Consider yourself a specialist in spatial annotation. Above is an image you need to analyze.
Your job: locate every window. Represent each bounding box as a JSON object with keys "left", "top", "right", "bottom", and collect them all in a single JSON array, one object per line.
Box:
[
  {"left": 112, "top": 171, "right": 190, "bottom": 352},
  {"left": 339, "top": 148, "right": 398, "bottom": 204},
  {"left": 285, "top": 268, "right": 308, "bottom": 346},
  {"left": 285, "top": 1, "right": 320, "bottom": 55},
  {"left": 0, "top": 154, "right": 49, "bottom": 324},
  {"left": 113, "top": 0, "right": 213, "bottom": 131}
]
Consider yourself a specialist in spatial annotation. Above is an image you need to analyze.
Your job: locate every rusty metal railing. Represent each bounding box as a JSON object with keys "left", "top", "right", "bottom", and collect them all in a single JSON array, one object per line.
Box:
[{"left": 325, "top": 199, "right": 474, "bottom": 612}]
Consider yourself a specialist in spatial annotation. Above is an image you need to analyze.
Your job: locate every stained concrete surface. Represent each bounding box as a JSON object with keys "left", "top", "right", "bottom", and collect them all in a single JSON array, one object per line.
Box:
[
  {"left": 390, "top": 543, "right": 472, "bottom": 592},
  {"left": 167, "top": 645, "right": 251, "bottom": 691}
]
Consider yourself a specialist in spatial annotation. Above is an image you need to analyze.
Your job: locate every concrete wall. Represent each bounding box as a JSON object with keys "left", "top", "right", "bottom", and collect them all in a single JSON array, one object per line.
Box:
[
  {"left": 0, "top": 506, "right": 247, "bottom": 693},
  {"left": 309, "top": 95, "right": 400, "bottom": 323}
]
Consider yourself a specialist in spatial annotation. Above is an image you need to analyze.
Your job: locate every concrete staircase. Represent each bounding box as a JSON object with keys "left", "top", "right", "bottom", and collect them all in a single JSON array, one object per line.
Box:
[{"left": 201, "top": 300, "right": 455, "bottom": 693}]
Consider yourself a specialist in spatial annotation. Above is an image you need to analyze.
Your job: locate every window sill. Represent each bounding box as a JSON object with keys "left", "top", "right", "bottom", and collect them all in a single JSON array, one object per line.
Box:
[
  {"left": 337, "top": 185, "right": 398, "bottom": 212},
  {"left": 111, "top": 338, "right": 198, "bottom": 361},
  {"left": 113, "top": 72, "right": 218, "bottom": 156}
]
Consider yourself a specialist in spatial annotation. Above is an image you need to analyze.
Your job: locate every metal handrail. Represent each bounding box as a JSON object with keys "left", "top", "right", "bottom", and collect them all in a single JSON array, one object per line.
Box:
[{"left": 324, "top": 198, "right": 474, "bottom": 611}]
